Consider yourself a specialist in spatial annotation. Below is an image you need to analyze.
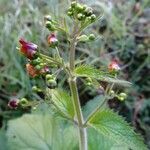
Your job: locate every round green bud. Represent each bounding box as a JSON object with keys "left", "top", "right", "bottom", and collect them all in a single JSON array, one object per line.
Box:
[
  {"left": 46, "top": 74, "right": 53, "bottom": 80},
  {"left": 89, "top": 34, "right": 95, "bottom": 41},
  {"left": 87, "top": 16, "right": 92, "bottom": 21},
  {"left": 82, "top": 4, "right": 87, "bottom": 11},
  {"left": 68, "top": 6, "right": 72, "bottom": 12},
  {"left": 45, "top": 21, "right": 52, "bottom": 28},
  {"left": 67, "top": 11, "right": 73, "bottom": 17},
  {"left": 32, "top": 106, "right": 37, "bottom": 110},
  {"left": 77, "top": 13, "right": 83, "bottom": 20},
  {"left": 47, "top": 79, "right": 57, "bottom": 87},
  {"left": 91, "top": 14, "right": 96, "bottom": 21},
  {"left": 119, "top": 93, "right": 127, "bottom": 99},
  {"left": 77, "top": 35, "right": 89, "bottom": 42},
  {"left": 20, "top": 98, "right": 28, "bottom": 106},
  {"left": 44, "top": 15, "right": 52, "bottom": 22},
  {"left": 76, "top": 3, "right": 84, "bottom": 12},
  {"left": 71, "top": 1, "right": 77, "bottom": 8},
  {"left": 32, "top": 86, "right": 38, "bottom": 92},
  {"left": 85, "top": 7, "right": 93, "bottom": 16},
  {"left": 35, "top": 65, "right": 42, "bottom": 70},
  {"left": 32, "top": 57, "right": 41, "bottom": 65},
  {"left": 110, "top": 90, "right": 115, "bottom": 95},
  {"left": 87, "top": 82, "right": 92, "bottom": 86},
  {"left": 45, "top": 21, "right": 56, "bottom": 31},
  {"left": 118, "top": 96, "right": 125, "bottom": 101},
  {"left": 39, "top": 63, "right": 45, "bottom": 67}
]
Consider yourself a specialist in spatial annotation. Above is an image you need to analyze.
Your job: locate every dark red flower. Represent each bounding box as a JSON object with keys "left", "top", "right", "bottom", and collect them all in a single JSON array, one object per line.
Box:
[
  {"left": 19, "top": 38, "right": 38, "bottom": 59},
  {"left": 8, "top": 99, "right": 19, "bottom": 109},
  {"left": 47, "top": 34, "right": 58, "bottom": 47},
  {"left": 108, "top": 60, "right": 120, "bottom": 72}
]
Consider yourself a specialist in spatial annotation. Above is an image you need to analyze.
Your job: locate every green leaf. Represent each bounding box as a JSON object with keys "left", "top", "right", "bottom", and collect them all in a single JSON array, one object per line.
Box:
[
  {"left": 6, "top": 114, "right": 78, "bottom": 150},
  {"left": 75, "top": 65, "right": 131, "bottom": 87},
  {"left": 89, "top": 109, "right": 147, "bottom": 150},
  {"left": 83, "top": 95, "right": 107, "bottom": 118},
  {"left": 46, "top": 88, "right": 75, "bottom": 119},
  {"left": 88, "top": 127, "right": 129, "bottom": 150},
  {"left": 0, "top": 129, "right": 8, "bottom": 150}
]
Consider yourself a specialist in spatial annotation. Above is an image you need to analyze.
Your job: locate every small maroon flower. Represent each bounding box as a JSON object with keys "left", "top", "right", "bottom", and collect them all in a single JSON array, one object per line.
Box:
[
  {"left": 19, "top": 38, "right": 38, "bottom": 59},
  {"left": 108, "top": 60, "right": 120, "bottom": 72},
  {"left": 8, "top": 99, "right": 19, "bottom": 109},
  {"left": 47, "top": 34, "right": 58, "bottom": 47}
]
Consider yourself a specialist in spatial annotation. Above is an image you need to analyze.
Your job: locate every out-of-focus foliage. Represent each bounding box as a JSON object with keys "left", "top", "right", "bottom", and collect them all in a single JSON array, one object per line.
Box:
[{"left": 0, "top": 0, "right": 149, "bottom": 148}]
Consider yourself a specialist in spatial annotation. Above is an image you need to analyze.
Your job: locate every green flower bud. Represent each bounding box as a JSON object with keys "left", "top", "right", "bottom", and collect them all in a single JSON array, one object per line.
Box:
[
  {"left": 117, "top": 93, "right": 127, "bottom": 101},
  {"left": 85, "top": 7, "right": 93, "bottom": 16},
  {"left": 39, "top": 63, "right": 45, "bottom": 67},
  {"left": 77, "top": 13, "right": 83, "bottom": 20},
  {"left": 89, "top": 34, "right": 95, "bottom": 41},
  {"left": 45, "top": 21, "right": 56, "bottom": 31},
  {"left": 118, "top": 96, "right": 125, "bottom": 101},
  {"left": 82, "top": 5, "right": 87, "bottom": 11},
  {"left": 20, "top": 98, "right": 28, "bottom": 106},
  {"left": 46, "top": 74, "right": 53, "bottom": 80},
  {"left": 71, "top": 1, "right": 77, "bottom": 8},
  {"left": 32, "top": 57, "right": 41, "bottom": 65},
  {"left": 68, "top": 6, "right": 72, "bottom": 12},
  {"left": 91, "top": 14, "right": 96, "bottom": 21},
  {"left": 76, "top": 3, "right": 84, "bottom": 12},
  {"left": 77, "top": 35, "right": 89, "bottom": 42},
  {"left": 32, "top": 86, "right": 38, "bottom": 92},
  {"left": 87, "top": 16, "right": 92, "bottom": 22},
  {"left": 67, "top": 11, "right": 73, "bottom": 17},
  {"left": 47, "top": 79, "right": 57, "bottom": 87},
  {"left": 44, "top": 15, "right": 52, "bottom": 22},
  {"left": 45, "top": 21, "right": 52, "bottom": 28},
  {"left": 35, "top": 65, "right": 42, "bottom": 70},
  {"left": 87, "top": 82, "right": 92, "bottom": 86},
  {"left": 110, "top": 90, "right": 115, "bottom": 95},
  {"left": 119, "top": 93, "right": 127, "bottom": 99}
]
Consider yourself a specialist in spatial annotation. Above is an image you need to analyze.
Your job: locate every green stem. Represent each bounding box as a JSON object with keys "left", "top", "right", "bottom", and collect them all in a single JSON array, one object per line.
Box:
[
  {"left": 69, "top": 78, "right": 87, "bottom": 150},
  {"left": 68, "top": 22, "right": 87, "bottom": 150}
]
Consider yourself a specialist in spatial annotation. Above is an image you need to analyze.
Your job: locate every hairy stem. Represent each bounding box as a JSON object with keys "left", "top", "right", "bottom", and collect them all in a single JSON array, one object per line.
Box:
[{"left": 69, "top": 22, "right": 88, "bottom": 150}]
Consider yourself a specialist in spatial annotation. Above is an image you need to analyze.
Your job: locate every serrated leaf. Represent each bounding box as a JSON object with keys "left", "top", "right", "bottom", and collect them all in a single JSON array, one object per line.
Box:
[
  {"left": 46, "top": 88, "right": 75, "bottom": 119},
  {"left": 89, "top": 109, "right": 147, "bottom": 150},
  {"left": 88, "top": 127, "right": 129, "bottom": 150},
  {"left": 83, "top": 95, "right": 107, "bottom": 118},
  {"left": 6, "top": 114, "right": 78, "bottom": 150},
  {"left": 75, "top": 65, "right": 131, "bottom": 87}
]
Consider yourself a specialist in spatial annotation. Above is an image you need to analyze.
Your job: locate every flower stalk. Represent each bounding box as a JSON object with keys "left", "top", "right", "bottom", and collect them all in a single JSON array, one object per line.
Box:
[{"left": 68, "top": 22, "right": 87, "bottom": 150}]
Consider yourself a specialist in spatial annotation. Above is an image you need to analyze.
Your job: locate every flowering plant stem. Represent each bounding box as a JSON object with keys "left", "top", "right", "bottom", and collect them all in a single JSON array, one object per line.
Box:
[{"left": 68, "top": 22, "right": 87, "bottom": 150}]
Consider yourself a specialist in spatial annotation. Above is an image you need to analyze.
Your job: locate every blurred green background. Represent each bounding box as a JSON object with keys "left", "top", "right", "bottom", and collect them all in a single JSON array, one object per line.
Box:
[{"left": 0, "top": 0, "right": 149, "bottom": 148}]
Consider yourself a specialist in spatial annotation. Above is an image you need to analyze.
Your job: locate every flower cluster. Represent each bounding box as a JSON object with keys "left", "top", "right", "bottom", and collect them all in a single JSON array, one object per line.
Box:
[
  {"left": 18, "top": 36, "right": 59, "bottom": 77},
  {"left": 67, "top": 1, "right": 96, "bottom": 22}
]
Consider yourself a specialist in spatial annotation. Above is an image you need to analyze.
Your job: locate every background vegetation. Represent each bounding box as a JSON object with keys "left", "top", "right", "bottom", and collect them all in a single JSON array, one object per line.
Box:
[{"left": 0, "top": 0, "right": 149, "bottom": 149}]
